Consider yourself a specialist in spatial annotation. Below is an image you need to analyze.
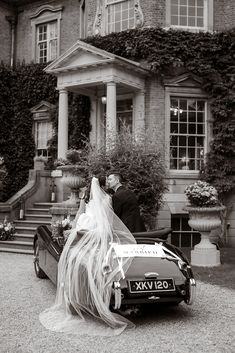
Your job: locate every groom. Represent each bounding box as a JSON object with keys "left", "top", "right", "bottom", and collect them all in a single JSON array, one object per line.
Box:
[{"left": 107, "top": 172, "right": 146, "bottom": 233}]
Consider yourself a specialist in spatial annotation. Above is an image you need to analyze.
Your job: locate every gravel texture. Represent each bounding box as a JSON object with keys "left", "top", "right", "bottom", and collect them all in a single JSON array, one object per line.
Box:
[{"left": 0, "top": 253, "right": 234, "bottom": 353}]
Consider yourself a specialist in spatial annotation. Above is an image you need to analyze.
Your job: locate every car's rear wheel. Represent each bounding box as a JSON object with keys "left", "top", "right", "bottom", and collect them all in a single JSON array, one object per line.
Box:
[{"left": 34, "top": 239, "right": 47, "bottom": 279}]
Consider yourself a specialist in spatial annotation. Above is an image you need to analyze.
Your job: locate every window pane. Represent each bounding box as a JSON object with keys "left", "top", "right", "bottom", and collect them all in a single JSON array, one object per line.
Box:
[
  {"left": 180, "top": 111, "right": 187, "bottom": 122},
  {"left": 197, "top": 124, "right": 204, "bottom": 134},
  {"left": 179, "top": 123, "right": 187, "bottom": 134},
  {"left": 188, "top": 136, "right": 196, "bottom": 147},
  {"left": 179, "top": 136, "right": 186, "bottom": 146},
  {"left": 180, "top": 6, "right": 187, "bottom": 16},
  {"left": 188, "top": 99, "right": 197, "bottom": 110},
  {"left": 189, "top": 111, "right": 196, "bottom": 122},
  {"left": 188, "top": 124, "right": 196, "bottom": 134},
  {"left": 169, "top": 97, "right": 206, "bottom": 171},
  {"left": 188, "top": 6, "right": 196, "bottom": 16},
  {"left": 170, "top": 147, "right": 177, "bottom": 158},
  {"left": 180, "top": 16, "right": 187, "bottom": 26},
  {"left": 197, "top": 18, "right": 204, "bottom": 27},
  {"left": 179, "top": 99, "right": 187, "bottom": 110},
  {"left": 171, "top": 5, "right": 179, "bottom": 15},
  {"left": 171, "top": 123, "right": 178, "bottom": 134},
  {"left": 197, "top": 7, "right": 204, "bottom": 17},
  {"left": 197, "top": 101, "right": 205, "bottom": 111},
  {"left": 188, "top": 0, "right": 196, "bottom": 6},
  {"left": 197, "top": 0, "right": 204, "bottom": 6}
]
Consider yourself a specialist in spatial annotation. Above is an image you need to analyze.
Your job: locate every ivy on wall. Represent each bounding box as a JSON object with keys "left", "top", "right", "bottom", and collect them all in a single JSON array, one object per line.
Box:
[
  {"left": 0, "top": 63, "right": 91, "bottom": 201},
  {"left": 86, "top": 27, "right": 235, "bottom": 196}
]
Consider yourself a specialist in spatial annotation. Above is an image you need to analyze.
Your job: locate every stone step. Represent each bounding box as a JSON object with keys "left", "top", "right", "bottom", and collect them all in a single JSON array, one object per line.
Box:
[
  {"left": 26, "top": 208, "right": 52, "bottom": 215},
  {"left": 14, "top": 220, "right": 50, "bottom": 227},
  {"left": 0, "top": 240, "right": 33, "bottom": 251},
  {"left": 15, "top": 226, "right": 37, "bottom": 235},
  {"left": 14, "top": 233, "right": 34, "bottom": 242},
  {"left": 0, "top": 247, "right": 33, "bottom": 255},
  {"left": 33, "top": 202, "right": 57, "bottom": 209},
  {"left": 24, "top": 214, "right": 51, "bottom": 222}
]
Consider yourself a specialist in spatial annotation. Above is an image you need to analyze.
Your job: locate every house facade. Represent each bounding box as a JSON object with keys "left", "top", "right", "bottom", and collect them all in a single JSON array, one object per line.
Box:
[{"left": 0, "top": 0, "right": 234, "bottom": 247}]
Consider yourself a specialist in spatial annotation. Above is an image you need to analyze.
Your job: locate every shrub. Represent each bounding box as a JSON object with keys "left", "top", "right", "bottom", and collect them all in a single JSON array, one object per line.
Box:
[{"left": 76, "top": 128, "right": 168, "bottom": 229}]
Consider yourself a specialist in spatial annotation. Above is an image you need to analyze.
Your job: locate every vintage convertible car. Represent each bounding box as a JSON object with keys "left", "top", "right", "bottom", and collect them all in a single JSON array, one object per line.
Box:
[{"left": 33, "top": 225, "right": 196, "bottom": 310}]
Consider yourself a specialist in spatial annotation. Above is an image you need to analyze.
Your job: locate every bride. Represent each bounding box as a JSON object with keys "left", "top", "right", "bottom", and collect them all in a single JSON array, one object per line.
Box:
[{"left": 39, "top": 176, "right": 136, "bottom": 336}]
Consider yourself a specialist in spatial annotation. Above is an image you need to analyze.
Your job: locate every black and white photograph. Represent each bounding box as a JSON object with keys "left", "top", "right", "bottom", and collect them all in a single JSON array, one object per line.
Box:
[{"left": 0, "top": 1, "right": 234, "bottom": 352}]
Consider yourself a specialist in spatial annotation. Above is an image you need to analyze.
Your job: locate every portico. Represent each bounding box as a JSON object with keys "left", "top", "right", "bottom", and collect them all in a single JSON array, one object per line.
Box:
[{"left": 45, "top": 40, "right": 149, "bottom": 159}]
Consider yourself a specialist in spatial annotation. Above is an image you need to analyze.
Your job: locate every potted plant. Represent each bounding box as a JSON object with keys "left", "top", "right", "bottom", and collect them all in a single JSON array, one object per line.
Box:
[{"left": 184, "top": 180, "right": 225, "bottom": 267}]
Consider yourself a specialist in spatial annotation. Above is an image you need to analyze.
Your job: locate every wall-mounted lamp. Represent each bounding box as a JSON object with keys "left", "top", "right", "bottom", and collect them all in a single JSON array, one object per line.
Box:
[
  {"left": 101, "top": 84, "right": 107, "bottom": 104},
  {"left": 101, "top": 96, "right": 107, "bottom": 104}
]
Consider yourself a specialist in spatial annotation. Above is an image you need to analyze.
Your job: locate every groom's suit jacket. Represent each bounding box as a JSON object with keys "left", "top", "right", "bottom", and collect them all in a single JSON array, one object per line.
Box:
[{"left": 112, "top": 186, "right": 146, "bottom": 233}]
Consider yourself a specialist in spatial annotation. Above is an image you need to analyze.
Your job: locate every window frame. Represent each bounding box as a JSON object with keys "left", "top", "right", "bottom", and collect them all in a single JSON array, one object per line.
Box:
[
  {"left": 105, "top": 0, "right": 136, "bottom": 34},
  {"left": 165, "top": 0, "right": 214, "bottom": 32},
  {"left": 165, "top": 87, "right": 212, "bottom": 176},
  {"left": 30, "top": 6, "right": 62, "bottom": 63},
  {"left": 34, "top": 119, "right": 53, "bottom": 157}
]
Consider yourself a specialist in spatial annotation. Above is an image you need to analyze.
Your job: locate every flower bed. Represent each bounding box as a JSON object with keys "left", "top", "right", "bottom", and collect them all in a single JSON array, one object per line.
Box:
[{"left": 0, "top": 219, "right": 15, "bottom": 241}]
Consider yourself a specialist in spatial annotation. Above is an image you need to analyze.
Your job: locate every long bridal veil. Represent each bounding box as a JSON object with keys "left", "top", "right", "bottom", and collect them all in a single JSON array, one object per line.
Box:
[{"left": 39, "top": 177, "right": 137, "bottom": 336}]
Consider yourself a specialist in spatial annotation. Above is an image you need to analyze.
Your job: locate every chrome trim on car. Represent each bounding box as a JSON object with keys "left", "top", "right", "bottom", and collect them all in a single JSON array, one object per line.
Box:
[
  {"left": 145, "top": 272, "right": 159, "bottom": 279},
  {"left": 185, "top": 278, "right": 196, "bottom": 305},
  {"left": 113, "top": 281, "right": 122, "bottom": 309}
]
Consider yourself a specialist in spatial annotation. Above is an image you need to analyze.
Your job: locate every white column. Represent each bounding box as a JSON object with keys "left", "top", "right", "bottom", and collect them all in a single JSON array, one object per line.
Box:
[
  {"left": 106, "top": 82, "right": 117, "bottom": 147},
  {"left": 58, "top": 89, "right": 68, "bottom": 159},
  {"left": 89, "top": 96, "right": 97, "bottom": 146},
  {"left": 134, "top": 90, "right": 145, "bottom": 139}
]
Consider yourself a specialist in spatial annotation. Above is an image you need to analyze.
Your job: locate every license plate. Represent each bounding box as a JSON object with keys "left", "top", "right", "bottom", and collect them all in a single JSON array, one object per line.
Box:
[{"left": 128, "top": 279, "right": 175, "bottom": 293}]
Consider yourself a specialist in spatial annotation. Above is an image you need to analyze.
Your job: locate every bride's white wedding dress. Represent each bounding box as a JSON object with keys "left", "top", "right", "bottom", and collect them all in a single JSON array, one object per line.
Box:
[{"left": 39, "top": 177, "right": 136, "bottom": 336}]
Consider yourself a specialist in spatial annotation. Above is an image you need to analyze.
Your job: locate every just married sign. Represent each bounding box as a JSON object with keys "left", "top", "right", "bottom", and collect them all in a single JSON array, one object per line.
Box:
[{"left": 113, "top": 243, "right": 166, "bottom": 258}]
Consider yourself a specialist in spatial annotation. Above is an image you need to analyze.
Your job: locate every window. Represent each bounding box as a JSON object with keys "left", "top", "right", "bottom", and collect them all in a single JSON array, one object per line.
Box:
[
  {"left": 171, "top": 215, "right": 200, "bottom": 247},
  {"left": 166, "top": 0, "right": 213, "bottom": 31},
  {"left": 170, "top": 97, "right": 206, "bottom": 171},
  {"left": 106, "top": 0, "right": 135, "bottom": 33},
  {"left": 35, "top": 120, "right": 53, "bottom": 157},
  {"left": 30, "top": 5, "right": 62, "bottom": 63},
  {"left": 117, "top": 98, "right": 133, "bottom": 133},
  {"left": 36, "top": 21, "right": 58, "bottom": 63}
]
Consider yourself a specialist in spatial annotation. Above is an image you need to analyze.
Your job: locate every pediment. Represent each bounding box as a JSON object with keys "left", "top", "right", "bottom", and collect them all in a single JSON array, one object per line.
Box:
[
  {"left": 45, "top": 40, "right": 116, "bottom": 73},
  {"left": 164, "top": 73, "right": 203, "bottom": 88},
  {"left": 45, "top": 40, "right": 147, "bottom": 75},
  {"left": 31, "top": 101, "right": 55, "bottom": 113}
]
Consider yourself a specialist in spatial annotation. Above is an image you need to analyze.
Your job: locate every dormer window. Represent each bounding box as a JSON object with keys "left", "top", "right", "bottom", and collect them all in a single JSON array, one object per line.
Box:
[{"left": 106, "top": 0, "right": 135, "bottom": 33}]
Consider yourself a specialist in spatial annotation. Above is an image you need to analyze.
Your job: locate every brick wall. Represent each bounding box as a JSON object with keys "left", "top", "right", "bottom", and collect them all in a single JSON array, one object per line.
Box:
[
  {"left": 214, "top": 0, "right": 235, "bottom": 31},
  {"left": 0, "top": 2, "right": 14, "bottom": 65},
  {"left": 141, "top": 0, "right": 166, "bottom": 28},
  {"left": 145, "top": 78, "right": 166, "bottom": 155},
  {"left": 15, "top": 0, "right": 81, "bottom": 63}
]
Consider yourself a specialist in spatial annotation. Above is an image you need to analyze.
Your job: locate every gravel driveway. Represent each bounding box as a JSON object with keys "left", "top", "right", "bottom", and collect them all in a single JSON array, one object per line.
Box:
[{"left": 0, "top": 253, "right": 234, "bottom": 353}]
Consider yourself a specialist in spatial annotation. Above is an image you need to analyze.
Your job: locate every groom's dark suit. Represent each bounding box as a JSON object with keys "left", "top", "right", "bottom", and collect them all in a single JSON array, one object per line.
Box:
[{"left": 112, "top": 186, "right": 146, "bottom": 233}]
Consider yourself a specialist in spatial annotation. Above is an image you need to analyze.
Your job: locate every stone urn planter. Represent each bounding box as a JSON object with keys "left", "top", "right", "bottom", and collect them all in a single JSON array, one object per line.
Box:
[
  {"left": 58, "top": 165, "right": 86, "bottom": 207},
  {"left": 185, "top": 205, "right": 226, "bottom": 267}
]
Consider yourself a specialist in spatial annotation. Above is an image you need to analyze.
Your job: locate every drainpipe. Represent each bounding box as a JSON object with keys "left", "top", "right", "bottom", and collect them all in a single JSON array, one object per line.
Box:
[{"left": 6, "top": 15, "right": 17, "bottom": 68}]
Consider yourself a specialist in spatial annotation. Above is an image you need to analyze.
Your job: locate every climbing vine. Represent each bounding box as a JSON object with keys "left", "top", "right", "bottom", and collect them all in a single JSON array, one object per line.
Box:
[
  {"left": 86, "top": 27, "right": 235, "bottom": 196},
  {"left": 0, "top": 63, "right": 91, "bottom": 201}
]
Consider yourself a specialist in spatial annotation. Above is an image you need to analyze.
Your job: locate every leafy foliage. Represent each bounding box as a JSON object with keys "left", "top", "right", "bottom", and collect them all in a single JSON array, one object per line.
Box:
[
  {"left": 86, "top": 27, "right": 235, "bottom": 196},
  {"left": 76, "top": 128, "right": 168, "bottom": 228},
  {"left": 0, "top": 63, "right": 90, "bottom": 201}
]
